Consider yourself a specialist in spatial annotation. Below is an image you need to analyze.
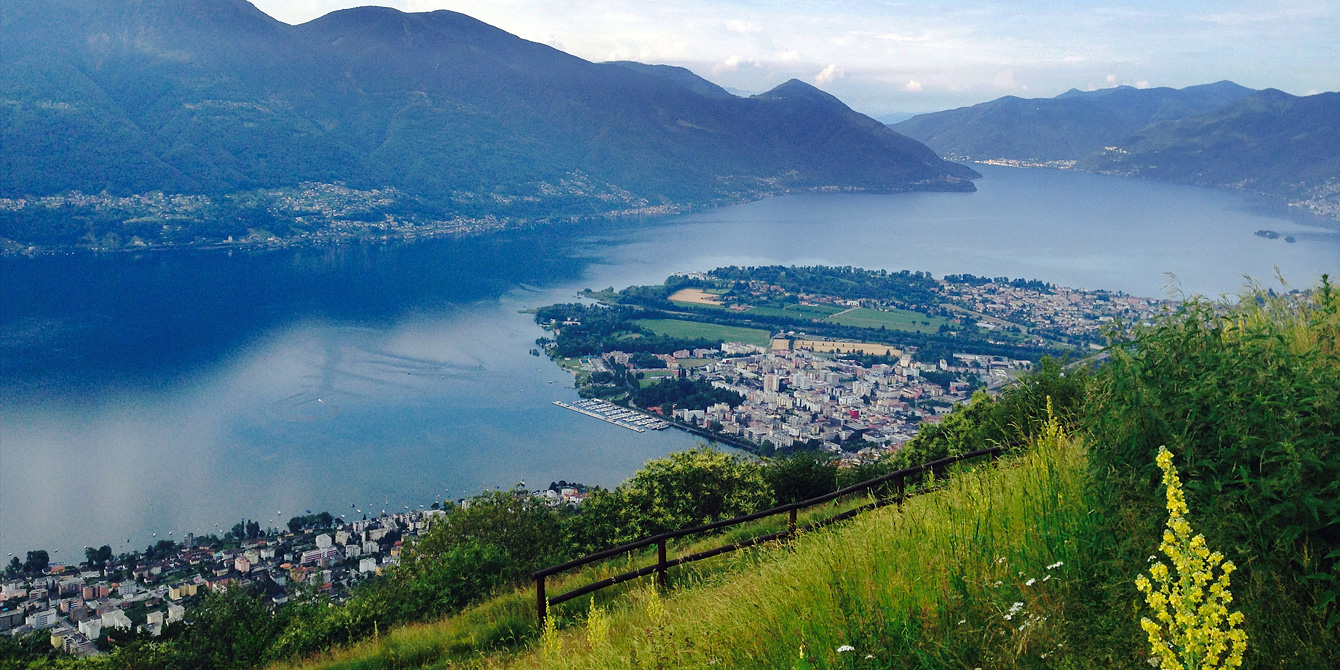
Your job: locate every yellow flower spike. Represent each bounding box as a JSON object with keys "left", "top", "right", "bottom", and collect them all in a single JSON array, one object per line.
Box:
[{"left": 1135, "top": 447, "right": 1248, "bottom": 670}]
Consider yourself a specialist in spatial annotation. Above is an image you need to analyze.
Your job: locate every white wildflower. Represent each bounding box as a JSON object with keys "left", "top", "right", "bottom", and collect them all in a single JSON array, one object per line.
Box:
[
  {"left": 837, "top": 645, "right": 855, "bottom": 653},
  {"left": 1047, "top": 561, "right": 1065, "bottom": 569},
  {"left": 1025, "top": 578, "right": 1036, "bottom": 586}
]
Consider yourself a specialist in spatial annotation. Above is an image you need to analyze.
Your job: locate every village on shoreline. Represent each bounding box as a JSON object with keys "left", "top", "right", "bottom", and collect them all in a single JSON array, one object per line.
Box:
[{"left": 536, "top": 266, "right": 1169, "bottom": 465}]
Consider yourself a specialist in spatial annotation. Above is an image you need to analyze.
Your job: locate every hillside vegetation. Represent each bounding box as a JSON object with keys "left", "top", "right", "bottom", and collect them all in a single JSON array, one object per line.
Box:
[
  {"left": 5, "top": 277, "right": 1334, "bottom": 669},
  {"left": 0, "top": 0, "right": 976, "bottom": 249},
  {"left": 891, "top": 81, "right": 1256, "bottom": 162}
]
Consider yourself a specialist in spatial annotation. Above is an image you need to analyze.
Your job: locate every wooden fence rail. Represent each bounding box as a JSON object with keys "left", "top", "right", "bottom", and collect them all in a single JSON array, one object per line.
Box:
[{"left": 532, "top": 445, "right": 1005, "bottom": 626}]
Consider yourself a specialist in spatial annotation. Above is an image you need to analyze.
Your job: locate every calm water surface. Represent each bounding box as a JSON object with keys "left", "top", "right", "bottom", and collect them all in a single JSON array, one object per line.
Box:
[{"left": 2, "top": 166, "right": 1336, "bottom": 557}]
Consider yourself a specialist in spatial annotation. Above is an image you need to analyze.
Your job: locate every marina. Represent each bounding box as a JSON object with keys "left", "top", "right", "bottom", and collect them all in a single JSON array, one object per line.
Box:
[{"left": 552, "top": 399, "right": 670, "bottom": 432}]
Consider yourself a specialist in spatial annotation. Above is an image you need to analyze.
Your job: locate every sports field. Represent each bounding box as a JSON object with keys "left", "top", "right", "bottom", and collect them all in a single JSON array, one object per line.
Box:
[
  {"left": 633, "top": 319, "right": 772, "bottom": 346},
  {"left": 822, "top": 307, "right": 946, "bottom": 333}
]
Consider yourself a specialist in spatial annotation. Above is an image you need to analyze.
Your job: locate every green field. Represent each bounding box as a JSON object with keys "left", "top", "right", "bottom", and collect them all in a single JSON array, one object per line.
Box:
[
  {"left": 745, "top": 303, "right": 844, "bottom": 320},
  {"left": 822, "top": 307, "right": 946, "bottom": 333},
  {"left": 632, "top": 319, "right": 772, "bottom": 346},
  {"left": 636, "top": 370, "right": 676, "bottom": 387},
  {"left": 669, "top": 299, "right": 729, "bottom": 310}
]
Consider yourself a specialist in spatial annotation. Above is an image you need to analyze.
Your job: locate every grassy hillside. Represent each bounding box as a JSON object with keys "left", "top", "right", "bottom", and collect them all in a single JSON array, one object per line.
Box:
[{"left": 289, "top": 422, "right": 1086, "bottom": 670}]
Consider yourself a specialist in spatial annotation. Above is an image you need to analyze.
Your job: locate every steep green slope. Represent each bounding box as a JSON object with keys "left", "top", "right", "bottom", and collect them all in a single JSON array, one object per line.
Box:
[
  {"left": 890, "top": 81, "right": 1255, "bottom": 162},
  {"left": 0, "top": 0, "right": 976, "bottom": 210}
]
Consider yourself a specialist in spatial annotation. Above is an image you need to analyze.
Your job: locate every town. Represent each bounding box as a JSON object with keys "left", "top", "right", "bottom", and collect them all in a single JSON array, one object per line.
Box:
[
  {"left": 0, "top": 473, "right": 603, "bottom": 658},
  {"left": 539, "top": 266, "right": 1169, "bottom": 463}
]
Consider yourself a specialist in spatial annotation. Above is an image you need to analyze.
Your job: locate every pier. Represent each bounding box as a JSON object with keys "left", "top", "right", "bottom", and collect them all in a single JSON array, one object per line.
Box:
[{"left": 552, "top": 399, "right": 669, "bottom": 432}]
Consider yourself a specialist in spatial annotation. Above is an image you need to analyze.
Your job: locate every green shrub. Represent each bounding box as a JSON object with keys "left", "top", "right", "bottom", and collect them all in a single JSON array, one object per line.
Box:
[
  {"left": 763, "top": 451, "right": 838, "bottom": 504},
  {"left": 1084, "top": 276, "right": 1339, "bottom": 668}
]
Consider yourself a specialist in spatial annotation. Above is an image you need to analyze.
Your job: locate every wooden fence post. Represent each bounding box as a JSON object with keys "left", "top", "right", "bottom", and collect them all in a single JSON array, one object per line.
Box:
[
  {"left": 896, "top": 474, "right": 906, "bottom": 509},
  {"left": 536, "top": 575, "right": 546, "bottom": 628},
  {"left": 656, "top": 539, "right": 668, "bottom": 589},
  {"left": 788, "top": 508, "right": 797, "bottom": 535}
]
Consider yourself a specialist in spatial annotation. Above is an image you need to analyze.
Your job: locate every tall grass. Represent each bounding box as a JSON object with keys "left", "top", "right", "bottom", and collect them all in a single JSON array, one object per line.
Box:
[{"left": 486, "top": 419, "right": 1092, "bottom": 670}]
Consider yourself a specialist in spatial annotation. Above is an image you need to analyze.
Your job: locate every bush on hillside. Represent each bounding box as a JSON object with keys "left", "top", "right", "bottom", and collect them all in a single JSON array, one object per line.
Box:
[
  {"left": 1083, "top": 276, "right": 1339, "bottom": 667},
  {"left": 764, "top": 451, "right": 839, "bottom": 504},
  {"left": 566, "top": 448, "right": 771, "bottom": 553}
]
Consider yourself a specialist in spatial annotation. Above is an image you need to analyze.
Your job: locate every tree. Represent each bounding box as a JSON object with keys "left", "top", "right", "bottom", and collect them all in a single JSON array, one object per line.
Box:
[
  {"left": 6, "top": 556, "right": 20, "bottom": 576},
  {"left": 610, "top": 447, "right": 770, "bottom": 540},
  {"left": 765, "top": 451, "right": 839, "bottom": 505},
  {"left": 413, "top": 490, "right": 564, "bottom": 576},
  {"left": 24, "top": 550, "right": 49, "bottom": 574}
]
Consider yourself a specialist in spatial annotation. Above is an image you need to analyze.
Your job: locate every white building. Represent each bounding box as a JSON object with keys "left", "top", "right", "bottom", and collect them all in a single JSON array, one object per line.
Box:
[
  {"left": 26, "top": 609, "right": 59, "bottom": 630},
  {"left": 78, "top": 619, "right": 102, "bottom": 640},
  {"left": 101, "top": 610, "right": 132, "bottom": 630}
]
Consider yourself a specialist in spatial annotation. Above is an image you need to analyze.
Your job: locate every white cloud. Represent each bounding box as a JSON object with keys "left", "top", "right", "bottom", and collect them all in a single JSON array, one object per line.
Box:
[
  {"left": 246, "top": 0, "right": 1340, "bottom": 113},
  {"left": 904, "top": 80, "right": 924, "bottom": 92},
  {"left": 1135, "top": 80, "right": 1150, "bottom": 88},
  {"left": 1106, "top": 74, "right": 1117, "bottom": 83},
  {"left": 715, "top": 55, "right": 741, "bottom": 72},
  {"left": 724, "top": 20, "right": 761, "bottom": 34},
  {"left": 814, "top": 64, "right": 843, "bottom": 86}
]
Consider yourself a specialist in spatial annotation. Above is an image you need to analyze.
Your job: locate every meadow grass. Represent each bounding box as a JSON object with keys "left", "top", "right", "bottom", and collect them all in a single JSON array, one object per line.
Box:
[
  {"left": 822, "top": 307, "right": 947, "bottom": 334},
  {"left": 631, "top": 319, "right": 773, "bottom": 347},
  {"left": 276, "top": 489, "right": 926, "bottom": 670},
  {"left": 745, "top": 304, "right": 844, "bottom": 320},
  {"left": 495, "top": 423, "right": 1091, "bottom": 670},
  {"left": 287, "top": 421, "right": 1092, "bottom": 670}
]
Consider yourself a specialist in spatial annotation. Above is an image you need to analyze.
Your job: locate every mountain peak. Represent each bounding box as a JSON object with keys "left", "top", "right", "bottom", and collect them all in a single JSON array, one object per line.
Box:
[{"left": 756, "top": 79, "right": 843, "bottom": 105}]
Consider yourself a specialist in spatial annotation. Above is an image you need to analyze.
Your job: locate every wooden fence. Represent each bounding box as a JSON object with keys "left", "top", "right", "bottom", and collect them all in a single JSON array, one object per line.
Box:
[{"left": 532, "top": 446, "right": 1004, "bottom": 626}]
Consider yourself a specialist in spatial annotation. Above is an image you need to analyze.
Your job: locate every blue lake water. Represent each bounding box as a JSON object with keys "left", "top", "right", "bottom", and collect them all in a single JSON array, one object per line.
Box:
[{"left": 2, "top": 165, "right": 1336, "bottom": 558}]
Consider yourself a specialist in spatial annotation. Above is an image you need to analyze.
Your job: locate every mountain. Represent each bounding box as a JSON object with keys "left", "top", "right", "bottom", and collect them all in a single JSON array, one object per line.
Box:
[
  {"left": 0, "top": 0, "right": 975, "bottom": 249},
  {"left": 606, "top": 61, "right": 735, "bottom": 99},
  {"left": 1077, "top": 89, "right": 1340, "bottom": 216},
  {"left": 890, "top": 81, "right": 1256, "bottom": 162}
]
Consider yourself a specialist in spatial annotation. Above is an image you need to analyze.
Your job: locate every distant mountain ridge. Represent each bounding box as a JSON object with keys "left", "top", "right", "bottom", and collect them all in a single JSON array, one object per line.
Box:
[
  {"left": 891, "top": 82, "right": 1339, "bottom": 219},
  {"left": 0, "top": 0, "right": 976, "bottom": 250},
  {"left": 891, "top": 81, "right": 1256, "bottom": 162},
  {"left": 1077, "top": 89, "right": 1340, "bottom": 218}
]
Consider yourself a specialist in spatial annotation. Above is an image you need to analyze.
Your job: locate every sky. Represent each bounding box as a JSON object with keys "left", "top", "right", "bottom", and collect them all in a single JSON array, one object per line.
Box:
[{"left": 251, "top": 0, "right": 1339, "bottom": 116}]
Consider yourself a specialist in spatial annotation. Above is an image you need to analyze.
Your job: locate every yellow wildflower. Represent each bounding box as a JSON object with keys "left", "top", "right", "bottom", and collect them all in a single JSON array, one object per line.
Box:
[{"left": 1135, "top": 447, "right": 1248, "bottom": 670}]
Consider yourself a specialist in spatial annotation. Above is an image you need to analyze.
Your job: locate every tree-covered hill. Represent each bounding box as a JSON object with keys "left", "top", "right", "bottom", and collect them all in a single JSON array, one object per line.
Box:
[
  {"left": 0, "top": 0, "right": 977, "bottom": 247},
  {"left": 890, "top": 81, "right": 1256, "bottom": 162},
  {"left": 1076, "top": 89, "right": 1340, "bottom": 217}
]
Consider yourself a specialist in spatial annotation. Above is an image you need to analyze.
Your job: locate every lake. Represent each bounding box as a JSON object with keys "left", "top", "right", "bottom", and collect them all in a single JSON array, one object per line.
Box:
[{"left": 2, "top": 165, "right": 1336, "bottom": 559}]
